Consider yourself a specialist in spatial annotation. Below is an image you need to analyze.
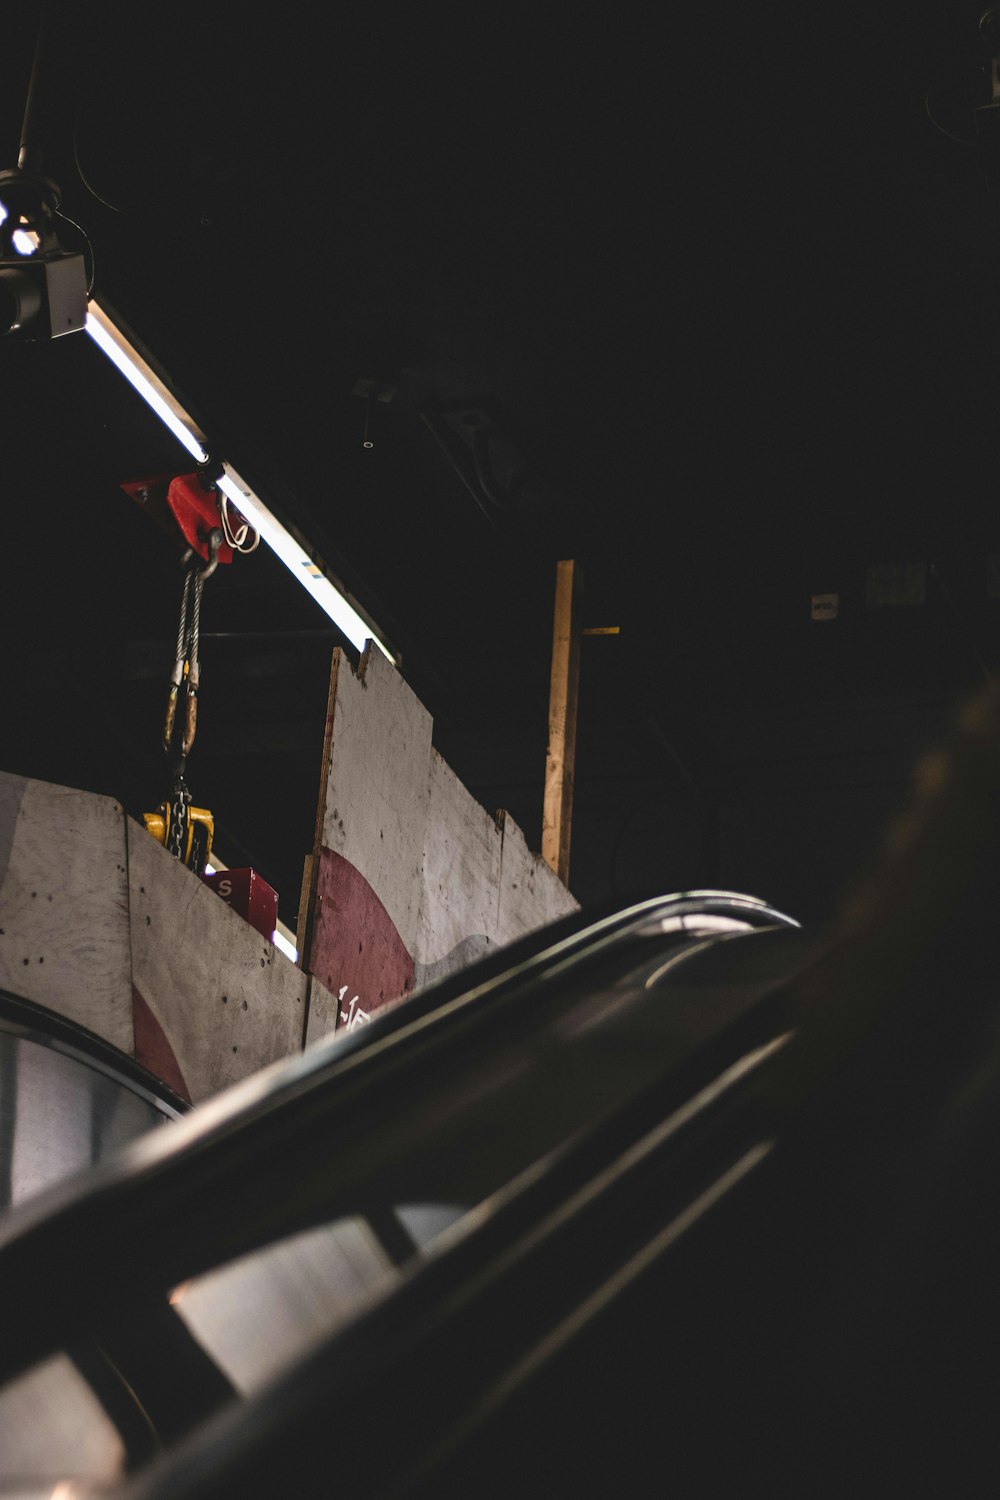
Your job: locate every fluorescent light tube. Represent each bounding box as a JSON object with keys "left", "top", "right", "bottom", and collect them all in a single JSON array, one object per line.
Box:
[
  {"left": 217, "top": 466, "right": 394, "bottom": 660},
  {"left": 85, "top": 299, "right": 394, "bottom": 662},
  {"left": 272, "top": 929, "right": 298, "bottom": 963},
  {"left": 85, "top": 305, "right": 209, "bottom": 463}
]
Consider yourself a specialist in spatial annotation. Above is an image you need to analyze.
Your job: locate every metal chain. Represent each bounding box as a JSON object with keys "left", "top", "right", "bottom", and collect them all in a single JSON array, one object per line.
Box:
[
  {"left": 182, "top": 545, "right": 212, "bottom": 759},
  {"left": 174, "top": 558, "right": 193, "bottom": 666},
  {"left": 163, "top": 551, "right": 196, "bottom": 756},
  {"left": 166, "top": 778, "right": 191, "bottom": 861},
  {"left": 159, "top": 527, "right": 222, "bottom": 863},
  {"left": 163, "top": 530, "right": 222, "bottom": 764}
]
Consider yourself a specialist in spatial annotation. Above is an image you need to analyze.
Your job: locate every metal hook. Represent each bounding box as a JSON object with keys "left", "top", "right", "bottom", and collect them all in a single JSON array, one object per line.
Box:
[{"left": 199, "top": 528, "right": 223, "bottom": 580}]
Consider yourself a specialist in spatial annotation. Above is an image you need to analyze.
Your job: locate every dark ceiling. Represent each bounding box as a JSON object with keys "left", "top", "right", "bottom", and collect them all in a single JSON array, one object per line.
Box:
[{"left": 3, "top": 1, "right": 1000, "bottom": 932}]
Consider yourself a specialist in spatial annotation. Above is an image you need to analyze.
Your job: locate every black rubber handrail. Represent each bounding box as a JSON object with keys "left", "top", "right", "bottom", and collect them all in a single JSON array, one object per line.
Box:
[
  {"left": 0, "top": 889, "right": 796, "bottom": 1241},
  {"left": 0, "top": 987, "right": 189, "bottom": 1117}
]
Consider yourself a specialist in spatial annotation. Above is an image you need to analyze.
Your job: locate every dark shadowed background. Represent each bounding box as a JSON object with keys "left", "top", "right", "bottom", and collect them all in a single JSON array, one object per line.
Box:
[{"left": 3, "top": 1, "right": 999, "bottom": 930}]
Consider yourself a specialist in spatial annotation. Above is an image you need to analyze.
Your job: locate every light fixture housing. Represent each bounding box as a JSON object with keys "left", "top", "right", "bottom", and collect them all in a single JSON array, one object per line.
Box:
[{"left": 0, "top": 169, "right": 88, "bottom": 340}]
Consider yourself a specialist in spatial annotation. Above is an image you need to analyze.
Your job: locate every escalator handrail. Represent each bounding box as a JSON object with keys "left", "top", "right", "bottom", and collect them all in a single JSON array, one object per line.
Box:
[
  {"left": 0, "top": 890, "right": 797, "bottom": 1251},
  {"left": 0, "top": 987, "right": 189, "bottom": 1118}
]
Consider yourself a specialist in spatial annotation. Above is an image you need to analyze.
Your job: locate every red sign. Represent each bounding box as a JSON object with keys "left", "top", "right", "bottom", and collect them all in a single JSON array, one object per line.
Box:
[{"left": 200, "top": 868, "right": 278, "bottom": 941}]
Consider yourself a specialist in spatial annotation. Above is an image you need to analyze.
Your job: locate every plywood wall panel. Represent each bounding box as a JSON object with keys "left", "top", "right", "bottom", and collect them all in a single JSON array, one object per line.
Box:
[
  {"left": 303, "top": 974, "right": 340, "bottom": 1047},
  {"left": 496, "top": 811, "right": 579, "bottom": 947},
  {"left": 303, "top": 645, "right": 579, "bottom": 1027},
  {"left": 413, "top": 751, "right": 502, "bottom": 989},
  {"left": 319, "top": 648, "right": 433, "bottom": 953},
  {"left": 127, "top": 823, "right": 307, "bottom": 1103},
  {"left": 0, "top": 772, "right": 133, "bottom": 1053}
]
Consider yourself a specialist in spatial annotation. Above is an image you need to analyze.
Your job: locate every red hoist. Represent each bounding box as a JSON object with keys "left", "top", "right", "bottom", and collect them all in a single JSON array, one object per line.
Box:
[{"left": 123, "top": 468, "right": 258, "bottom": 871}]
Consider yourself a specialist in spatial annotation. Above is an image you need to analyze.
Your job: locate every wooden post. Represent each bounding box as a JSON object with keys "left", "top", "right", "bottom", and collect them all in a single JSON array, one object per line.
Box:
[{"left": 542, "top": 559, "right": 582, "bottom": 885}]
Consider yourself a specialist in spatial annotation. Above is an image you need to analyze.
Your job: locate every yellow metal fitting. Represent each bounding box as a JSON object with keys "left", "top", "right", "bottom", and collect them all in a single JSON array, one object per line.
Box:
[{"left": 142, "top": 802, "right": 215, "bottom": 870}]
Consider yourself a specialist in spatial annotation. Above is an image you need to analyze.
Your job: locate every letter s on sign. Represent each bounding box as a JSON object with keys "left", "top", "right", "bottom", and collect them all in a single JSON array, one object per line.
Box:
[{"left": 219, "top": 878, "right": 233, "bottom": 898}]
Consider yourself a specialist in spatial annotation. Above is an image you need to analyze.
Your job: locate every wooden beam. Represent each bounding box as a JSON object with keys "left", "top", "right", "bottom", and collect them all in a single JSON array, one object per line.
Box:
[{"left": 542, "top": 559, "right": 582, "bottom": 885}]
